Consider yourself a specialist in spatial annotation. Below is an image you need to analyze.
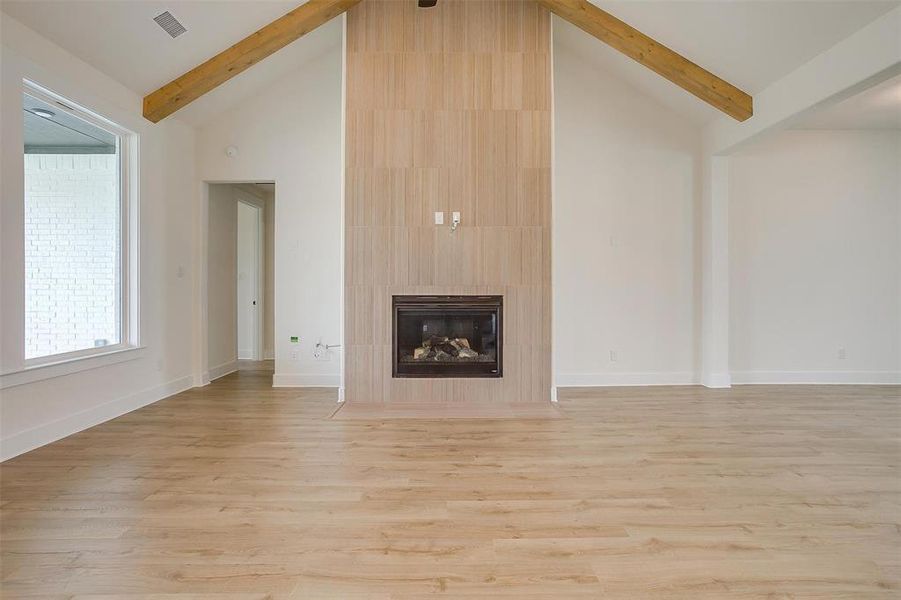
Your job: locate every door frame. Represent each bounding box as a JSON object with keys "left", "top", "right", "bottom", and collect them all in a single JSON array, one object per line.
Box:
[{"left": 199, "top": 181, "right": 274, "bottom": 386}]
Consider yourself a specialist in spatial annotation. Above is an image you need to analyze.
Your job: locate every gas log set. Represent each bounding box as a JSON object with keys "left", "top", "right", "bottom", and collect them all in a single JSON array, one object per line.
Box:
[{"left": 407, "top": 335, "right": 488, "bottom": 362}]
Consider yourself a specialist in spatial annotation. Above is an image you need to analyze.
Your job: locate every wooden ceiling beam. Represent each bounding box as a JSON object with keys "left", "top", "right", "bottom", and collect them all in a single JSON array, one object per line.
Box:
[
  {"left": 143, "top": 0, "right": 361, "bottom": 123},
  {"left": 538, "top": 0, "right": 753, "bottom": 121}
]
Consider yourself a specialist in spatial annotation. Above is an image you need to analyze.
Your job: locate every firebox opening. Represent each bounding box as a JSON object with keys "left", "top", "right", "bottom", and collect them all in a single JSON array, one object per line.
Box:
[{"left": 392, "top": 295, "right": 503, "bottom": 378}]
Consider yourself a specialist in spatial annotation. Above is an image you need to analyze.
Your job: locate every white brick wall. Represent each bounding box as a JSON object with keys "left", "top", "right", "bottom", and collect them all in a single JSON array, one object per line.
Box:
[{"left": 24, "top": 154, "right": 120, "bottom": 359}]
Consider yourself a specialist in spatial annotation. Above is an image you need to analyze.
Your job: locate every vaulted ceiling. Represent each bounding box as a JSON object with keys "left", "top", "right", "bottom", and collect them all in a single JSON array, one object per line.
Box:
[
  {"left": 2, "top": 0, "right": 897, "bottom": 126},
  {"left": 557, "top": 0, "right": 900, "bottom": 124},
  {"left": 792, "top": 73, "right": 901, "bottom": 130},
  {"left": 1, "top": 1, "right": 342, "bottom": 126}
]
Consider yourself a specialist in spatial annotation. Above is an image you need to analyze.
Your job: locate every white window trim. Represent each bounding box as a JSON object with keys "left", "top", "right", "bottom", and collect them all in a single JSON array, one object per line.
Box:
[
  {"left": 3, "top": 80, "right": 142, "bottom": 385},
  {"left": 0, "top": 346, "right": 148, "bottom": 390}
]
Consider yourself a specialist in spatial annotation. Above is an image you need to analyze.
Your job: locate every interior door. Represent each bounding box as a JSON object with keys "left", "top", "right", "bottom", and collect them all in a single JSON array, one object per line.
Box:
[{"left": 236, "top": 199, "right": 261, "bottom": 360}]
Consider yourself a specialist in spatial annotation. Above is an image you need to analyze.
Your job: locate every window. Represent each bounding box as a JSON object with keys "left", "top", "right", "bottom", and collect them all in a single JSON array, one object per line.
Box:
[{"left": 22, "top": 82, "right": 136, "bottom": 364}]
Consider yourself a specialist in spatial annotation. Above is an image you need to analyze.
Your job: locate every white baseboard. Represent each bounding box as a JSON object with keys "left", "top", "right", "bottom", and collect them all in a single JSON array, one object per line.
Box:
[
  {"left": 731, "top": 370, "right": 901, "bottom": 385},
  {"left": 1, "top": 374, "right": 194, "bottom": 462},
  {"left": 556, "top": 371, "right": 698, "bottom": 387},
  {"left": 702, "top": 371, "right": 733, "bottom": 389},
  {"left": 208, "top": 360, "right": 238, "bottom": 381},
  {"left": 556, "top": 370, "right": 900, "bottom": 387},
  {"left": 272, "top": 373, "right": 340, "bottom": 387}
]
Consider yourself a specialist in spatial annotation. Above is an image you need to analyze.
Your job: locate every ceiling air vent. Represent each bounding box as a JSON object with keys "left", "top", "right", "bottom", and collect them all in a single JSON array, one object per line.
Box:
[{"left": 153, "top": 11, "right": 187, "bottom": 38}]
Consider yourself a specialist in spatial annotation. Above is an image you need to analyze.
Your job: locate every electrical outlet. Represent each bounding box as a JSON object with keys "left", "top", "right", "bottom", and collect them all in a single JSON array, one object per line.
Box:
[
  {"left": 291, "top": 351, "right": 299, "bottom": 361},
  {"left": 837, "top": 347, "right": 846, "bottom": 360},
  {"left": 609, "top": 350, "right": 618, "bottom": 362},
  {"left": 434, "top": 211, "right": 444, "bottom": 225}
]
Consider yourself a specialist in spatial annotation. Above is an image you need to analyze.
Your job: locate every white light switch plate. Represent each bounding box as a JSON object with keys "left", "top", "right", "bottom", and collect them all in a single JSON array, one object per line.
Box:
[{"left": 434, "top": 211, "right": 444, "bottom": 225}]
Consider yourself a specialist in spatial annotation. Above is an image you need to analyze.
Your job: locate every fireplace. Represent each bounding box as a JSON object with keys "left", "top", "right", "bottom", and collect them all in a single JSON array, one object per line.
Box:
[{"left": 392, "top": 295, "right": 503, "bottom": 378}]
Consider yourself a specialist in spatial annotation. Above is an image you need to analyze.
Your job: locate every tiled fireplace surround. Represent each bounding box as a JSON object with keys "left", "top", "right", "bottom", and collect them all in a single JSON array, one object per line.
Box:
[{"left": 344, "top": 0, "right": 551, "bottom": 404}]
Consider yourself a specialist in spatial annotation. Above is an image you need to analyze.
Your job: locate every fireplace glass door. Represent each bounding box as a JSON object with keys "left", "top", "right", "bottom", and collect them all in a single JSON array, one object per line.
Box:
[{"left": 393, "top": 296, "right": 502, "bottom": 378}]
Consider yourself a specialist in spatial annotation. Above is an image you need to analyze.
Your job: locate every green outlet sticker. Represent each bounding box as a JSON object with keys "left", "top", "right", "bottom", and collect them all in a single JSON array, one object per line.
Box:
[{"left": 290, "top": 336, "right": 299, "bottom": 343}]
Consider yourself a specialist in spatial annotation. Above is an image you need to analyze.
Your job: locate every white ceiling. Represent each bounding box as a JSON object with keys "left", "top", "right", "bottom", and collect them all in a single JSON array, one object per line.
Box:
[
  {"left": 557, "top": 0, "right": 900, "bottom": 124},
  {"left": 2, "top": 0, "right": 898, "bottom": 126},
  {"left": 1, "top": 0, "right": 339, "bottom": 126},
  {"left": 791, "top": 74, "right": 901, "bottom": 130},
  {"left": 2, "top": 1, "right": 297, "bottom": 93}
]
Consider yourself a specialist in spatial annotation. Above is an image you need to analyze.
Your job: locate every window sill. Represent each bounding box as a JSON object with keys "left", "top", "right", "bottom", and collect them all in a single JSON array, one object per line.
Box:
[{"left": 0, "top": 346, "right": 147, "bottom": 390}]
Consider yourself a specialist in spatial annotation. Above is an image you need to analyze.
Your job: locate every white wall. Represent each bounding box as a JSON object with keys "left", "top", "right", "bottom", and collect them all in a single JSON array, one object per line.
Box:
[
  {"left": 729, "top": 129, "right": 901, "bottom": 383},
  {"left": 196, "top": 21, "right": 343, "bottom": 388},
  {"left": 552, "top": 33, "right": 702, "bottom": 386},
  {"left": 0, "top": 14, "right": 197, "bottom": 460},
  {"left": 206, "top": 184, "right": 237, "bottom": 378}
]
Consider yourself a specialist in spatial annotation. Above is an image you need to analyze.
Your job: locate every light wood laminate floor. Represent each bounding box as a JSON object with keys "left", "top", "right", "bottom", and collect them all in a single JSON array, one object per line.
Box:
[{"left": 1, "top": 371, "right": 899, "bottom": 598}]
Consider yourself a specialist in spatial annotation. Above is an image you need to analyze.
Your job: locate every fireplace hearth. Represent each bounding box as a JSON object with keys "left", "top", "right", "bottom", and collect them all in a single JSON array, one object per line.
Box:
[{"left": 393, "top": 295, "right": 502, "bottom": 378}]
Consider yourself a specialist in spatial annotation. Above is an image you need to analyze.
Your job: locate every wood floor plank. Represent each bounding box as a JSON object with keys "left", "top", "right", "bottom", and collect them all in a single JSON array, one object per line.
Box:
[{"left": 1, "top": 370, "right": 899, "bottom": 598}]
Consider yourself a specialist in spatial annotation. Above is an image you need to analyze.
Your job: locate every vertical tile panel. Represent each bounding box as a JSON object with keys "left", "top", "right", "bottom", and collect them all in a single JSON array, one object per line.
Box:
[{"left": 346, "top": 1, "right": 550, "bottom": 404}]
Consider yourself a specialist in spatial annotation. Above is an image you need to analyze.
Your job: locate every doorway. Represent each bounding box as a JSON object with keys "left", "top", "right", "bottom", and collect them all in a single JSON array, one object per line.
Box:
[{"left": 206, "top": 182, "right": 275, "bottom": 381}]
